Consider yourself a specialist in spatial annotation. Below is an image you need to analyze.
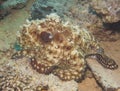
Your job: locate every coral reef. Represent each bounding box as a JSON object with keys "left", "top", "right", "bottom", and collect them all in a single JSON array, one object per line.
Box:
[
  {"left": 30, "top": 0, "right": 120, "bottom": 42},
  {"left": 0, "top": 66, "right": 34, "bottom": 90},
  {"left": 90, "top": 0, "right": 120, "bottom": 23},
  {"left": 30, "top": 0, "right": 102, "bottom": 33},
  {"left": 12, "top": 13, "right": 118, "bottom": 82},
  {"left": 30, "top": 0, "right": 76, "bottom": 19},
  {"left": 0, "top": 57, "right": 78, "bottom": 91}
]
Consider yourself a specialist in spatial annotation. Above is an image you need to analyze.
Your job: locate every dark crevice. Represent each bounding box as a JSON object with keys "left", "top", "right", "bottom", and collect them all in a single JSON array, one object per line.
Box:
[
  {"left": 103, "top": 20, "right": 120, "bottom": 33},
  {"left": 86, "top": 65, "right": 105, "bottom": 91},
  {"left": 92, "top": 20, "right": 120, "bottom": 41}
]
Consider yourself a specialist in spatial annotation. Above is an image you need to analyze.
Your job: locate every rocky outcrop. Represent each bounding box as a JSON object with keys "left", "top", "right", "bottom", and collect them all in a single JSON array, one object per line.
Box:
[
  {"left": 0, "top": 0, "right": 28, "bottom": 20},
  {"left": 31, "top": 0, "right": 75, "bottom": 19},
  {"left": 31, "top": 0, "right": 120, "bottom": 32},
  {"left": 0, "top": 57, "right": 78, "bottom": 91},
  {"left": 30, "top": 0, "right": 102, "bottom": 30},
  {"left": 86, "top": 56, "right": 120, "bottom": 91},
  {"left": 90, "top": 0, "right": 120, "bottom": 23}
]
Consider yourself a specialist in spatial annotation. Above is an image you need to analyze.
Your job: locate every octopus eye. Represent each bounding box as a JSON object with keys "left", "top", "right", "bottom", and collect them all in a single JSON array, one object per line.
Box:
[{"left": 40, "top": 31, "right": 53, "bottom": 43}]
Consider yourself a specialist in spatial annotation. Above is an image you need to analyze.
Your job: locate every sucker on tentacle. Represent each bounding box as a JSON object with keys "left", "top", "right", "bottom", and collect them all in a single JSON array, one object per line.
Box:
[{"left": 30, "top": 57, "right": 59, "bottom": 75}]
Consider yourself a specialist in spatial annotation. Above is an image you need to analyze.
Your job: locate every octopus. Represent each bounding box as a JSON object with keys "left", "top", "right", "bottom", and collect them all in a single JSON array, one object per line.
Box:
[{"left": 11, "top": 13, "right": 118, "bottom": 81}]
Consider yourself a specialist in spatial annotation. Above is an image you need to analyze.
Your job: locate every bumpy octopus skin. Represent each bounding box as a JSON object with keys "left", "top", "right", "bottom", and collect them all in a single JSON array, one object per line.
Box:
[{"left": 12, "top": 14, "right": 118, "bottom": 81}]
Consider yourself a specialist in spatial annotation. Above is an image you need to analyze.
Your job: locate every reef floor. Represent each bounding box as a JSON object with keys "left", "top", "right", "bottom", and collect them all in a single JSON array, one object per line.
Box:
[{"left": 0, "top": 0, "right": 120, "bottom": 91}]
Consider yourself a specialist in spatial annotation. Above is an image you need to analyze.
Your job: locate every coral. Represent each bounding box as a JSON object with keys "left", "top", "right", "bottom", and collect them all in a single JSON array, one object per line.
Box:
[
  {"left": 0, "top": 57, "right": 78, "bottom": 91},
  {"left": 30, "top": 0, "right": 103, "bottom": 33},
  {"left": 12, "top": 13, "right": 118, "bottom": 81},
  {"left": 30, "top": 0, "right": 120, "bottom": 42},
  {"left": 90, "top": 0, "right": 120, "bottom": 23},
  {"left": 0, "top": 65, "right": 47, "bottom": 91}
]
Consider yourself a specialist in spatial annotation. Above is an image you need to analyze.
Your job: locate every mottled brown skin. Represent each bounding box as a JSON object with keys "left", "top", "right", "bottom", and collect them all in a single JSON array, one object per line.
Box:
[
  {"left": 85, "top": 53, "right": 118, "bottom": 70},
  {"left": 87, "top": 47, "right": 118, "bottom": 69},
  {"left": 11, "top": 14, "right": 118, "bottom": 81},
  {"left": 30, "top": 57, "right": 59, "bottom": 75}
]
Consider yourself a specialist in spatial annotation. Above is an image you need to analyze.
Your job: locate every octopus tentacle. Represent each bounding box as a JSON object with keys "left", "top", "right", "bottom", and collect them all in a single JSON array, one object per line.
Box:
[
  {"left": 85, "top": 54, "right": 118, "bottom": 70},
  {"left": 53, "top": 68, "right": 84, "bottom": 81},
  {"left": 11, "top": 49, "right": 30, "bottom": 59},
  {"left": 52, "top": 60, "right": 86, "bottom": 81},
  {"left": 30, "top": 57, "right": 58, "bottom": 74},
  {"left": 95, "top": 54, "right": 118, "bottom": 69}
]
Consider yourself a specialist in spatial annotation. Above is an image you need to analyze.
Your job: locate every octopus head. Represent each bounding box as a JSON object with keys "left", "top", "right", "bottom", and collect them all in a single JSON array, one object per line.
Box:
[{"left": 40, "top": 31, "right": 53, "bottom": 43}]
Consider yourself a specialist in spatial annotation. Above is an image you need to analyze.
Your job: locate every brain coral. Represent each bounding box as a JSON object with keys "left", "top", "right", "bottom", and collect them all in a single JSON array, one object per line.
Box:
[{"left": 11, "top": 13, "right": 118, "bottom": 81}]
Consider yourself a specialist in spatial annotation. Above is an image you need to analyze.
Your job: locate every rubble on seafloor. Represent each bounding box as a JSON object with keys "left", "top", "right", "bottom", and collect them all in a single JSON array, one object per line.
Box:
[{"left": 0, "top": 57, "right": 78, "bottom": 91}]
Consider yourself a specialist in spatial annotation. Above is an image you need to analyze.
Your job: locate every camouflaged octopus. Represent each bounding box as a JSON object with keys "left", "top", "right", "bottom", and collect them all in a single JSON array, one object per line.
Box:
[{"left": 12, "top": 13, "right": 118, "bottom": 81}]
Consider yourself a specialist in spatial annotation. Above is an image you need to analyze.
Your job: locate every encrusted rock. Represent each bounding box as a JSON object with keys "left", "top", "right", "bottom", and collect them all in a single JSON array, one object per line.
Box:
[
  {"left": 0, "top": 0, "right": 28, "bottom": 20},
  {"left": 2, "top": 0, "right": 28, "bottom": 9},
  {"left": 30, "top": 0, "right": 102, "bottom": 32},
  {"left": 86, "top": 57, "right": 120, "bottom": 91},
  {"left": 0, "top": 58, "right": 78, "bottom": 91},
  {"left": 90, "top": 0, "right": 120, "bottom": 23}
]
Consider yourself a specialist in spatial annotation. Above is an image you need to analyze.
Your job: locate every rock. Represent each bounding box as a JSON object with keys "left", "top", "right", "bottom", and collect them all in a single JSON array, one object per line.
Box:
[
  {"left": 90, "top": 0, "right": 120, "bottom": 23},
  {"left": 78, "top": 78, "right": 102, "bottom": 91},
  {"left": 30, "top": 0, "right": 102, "bottom": 31},
  {"left": 0, "top": 0, "right": 28, "bottom": 20},
  {"left": 0, "top": 57, "right": 78, "bottom": 91},
  {"left": 30, "top": 0, "right": 120, "bottom": 36},
  {"left": 117, "top": 89, "right": 120, "bottom": 91},
  {"left": 86, "top": 57, "right": 120, "bottom": 91},
  {"left": 0, "top": 6, "right": 10, "bottom": 20},
  {"left": 2, "top": 0, "right": 28, "bottom": 9},
  {"left": 31, "top": 0, "right": 78, "bottom": 20}
]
